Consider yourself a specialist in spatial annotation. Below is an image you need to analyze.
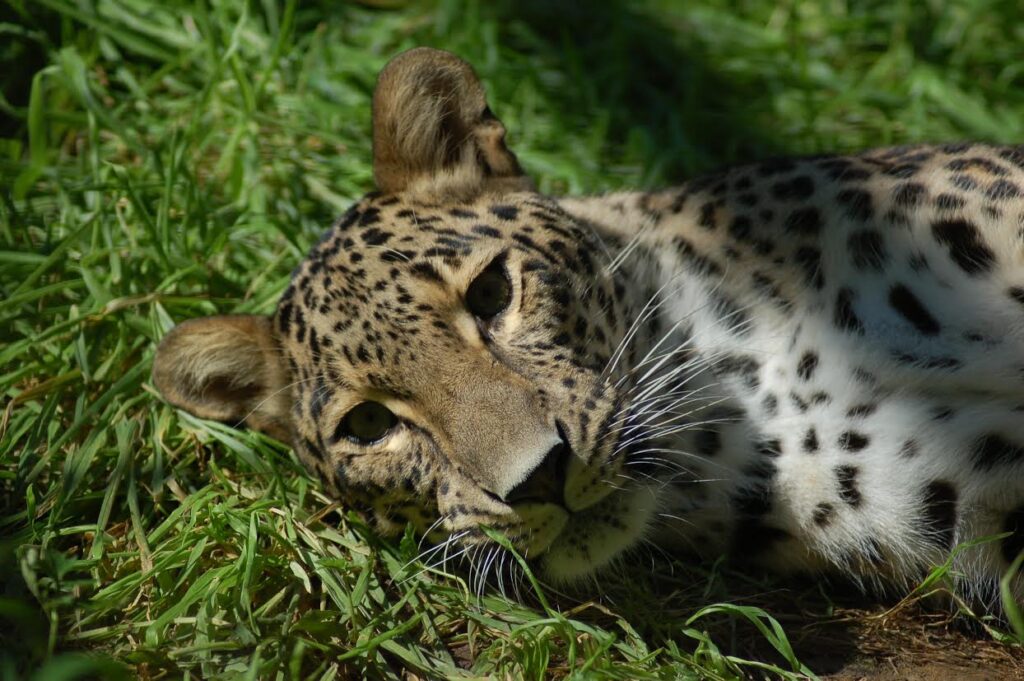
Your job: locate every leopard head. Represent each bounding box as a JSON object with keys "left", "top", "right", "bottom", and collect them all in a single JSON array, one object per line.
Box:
[{"left": 153, "top": 48, "right": 663, "bottom": 583}]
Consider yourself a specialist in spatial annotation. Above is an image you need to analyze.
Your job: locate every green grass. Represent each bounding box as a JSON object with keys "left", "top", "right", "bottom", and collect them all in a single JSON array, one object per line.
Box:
[{"left": 2, "top": 0, "right": 1024, "bottom": 678}]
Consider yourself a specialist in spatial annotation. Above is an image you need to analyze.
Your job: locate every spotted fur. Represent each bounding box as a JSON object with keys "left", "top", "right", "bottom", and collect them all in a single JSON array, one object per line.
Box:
[{"left": 154, "top": 48, "right": 1024, "bottom": 610}]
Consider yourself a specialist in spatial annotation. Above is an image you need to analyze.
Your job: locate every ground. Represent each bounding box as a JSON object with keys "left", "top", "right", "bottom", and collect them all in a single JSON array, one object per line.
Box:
[{"left": 1, "top": 0, "right": 1023, "bottom": 678}]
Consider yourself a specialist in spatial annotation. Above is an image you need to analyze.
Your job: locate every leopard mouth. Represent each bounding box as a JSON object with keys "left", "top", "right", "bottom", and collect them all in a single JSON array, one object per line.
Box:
[
  {"left": 495, "top": 458, "right": 658, "bottom": 583},
  {"left": 513, "top": 418, "right": 659, "bottom": 581}
]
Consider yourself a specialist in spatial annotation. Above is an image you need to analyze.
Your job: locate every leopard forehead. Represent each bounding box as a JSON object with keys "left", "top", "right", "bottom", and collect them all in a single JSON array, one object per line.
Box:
[{"left": 274, "top": 192, "right": 620, "bottom": 381}]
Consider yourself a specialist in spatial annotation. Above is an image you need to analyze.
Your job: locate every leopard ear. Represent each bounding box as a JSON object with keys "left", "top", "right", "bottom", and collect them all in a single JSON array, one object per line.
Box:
[
  {"left": 152, "top": 315, "right": 291, "bottom": 441},
  {"left": 372, "top": 47, "right": 532, "bottom": 199}
]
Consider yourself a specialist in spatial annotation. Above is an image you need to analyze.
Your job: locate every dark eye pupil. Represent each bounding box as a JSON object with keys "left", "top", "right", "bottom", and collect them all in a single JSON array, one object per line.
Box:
[
  {"left": 342, "top": 402, "right": 395, "bottom": 442},
  {"left": 466, "top": 267, "right": 511, "bottom": 319}
]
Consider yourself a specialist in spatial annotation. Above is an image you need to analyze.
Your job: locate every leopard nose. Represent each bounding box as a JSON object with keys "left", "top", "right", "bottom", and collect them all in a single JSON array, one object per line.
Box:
[{"left": 503, "top": 432, "right": 570, "bottom": 507}]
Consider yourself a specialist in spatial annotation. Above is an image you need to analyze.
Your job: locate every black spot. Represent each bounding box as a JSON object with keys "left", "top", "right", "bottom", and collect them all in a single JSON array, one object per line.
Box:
[
  {"left": 752, "top": 237, "right": 775, "bottom": 255},
  {"left": 893, "top": 182, "right": 926, "bottom": 207},
  {"left": 802, "top": 427, "right": 819, "bottom": 453},
  {"left": 836, "top": 465, "right": 862, "bottom": 507},
  {"left": 883, "top": 163, "right": 920, "bottom": 179},
  {"left": 675, "top": 238, "right": 724, "bottom": 277},
  {"left": 490, "top": 205, "right": 519, "bottom": 220},
  {"left": 1002, "top": 506, "right": 1024, "bottom": 563},
  {"left": 422, "top": 246, "right": 459, "bottom": 259},
  {"left": 809, "top": 391, "right": 831, "bottom": 406},
  {"left": 694, "top": 428, "right": 721, "bottom": 457},
  {"left": 302, "top": 437, "right": 325, "bottom": 462},
  {"left": 837, "top": 188, "right": 874, "bottom": 221},
  {"left": 794, "top": 246, "right": 824, "bottom": 289},
  {"left": 846, "top": 403, "right": 877, "bottom": 418},
  {"left": 756, "top": 438, "right": 782, "bottom": 458},
  {"left": 361, "top": 227, "right": 392, "bottom": 246},
  {"left": 848, "top": 229, "right": 887, "bottom": 270},
  {"left": 309, "top": 374, "right": 329, "bottom": 421},
  {"left": 888, "top": 283, "right": 941, "bottom": 336},
  {"left": 950, "top": 174, "right": 978, "bottom": 191},
  {"left": 971, "top": 433, "right": 1024, "bottom": 471},
  {"left": 277, "top": 301, "right": 294, "bottom": 336},
  {"left": 820, "top": 158, "right": 872, "bottom": 181},
  {"left": 923, "top": 356, "right": 962, "bottom": 371},
  {"left": 999, "top": 147, "right": 1024, "bottom": 171},
  {"left": 670, "top": 190, "right": 689, "bottom": 213},
  {"left": 409, "top": 262, "right": 443, "bottom": 282},
  {"left": 751, "top": 272, "right": 790, "bottom": 310},
  {"left": 813, "top": 502, "right": 835, "bottom": 527},
  {"left": 838, "top": 431, "right": 870, "bottom": 452},
  {"left": 932, "top": 219, "right": 995, "bottom": 275},
  {"left": 947, "top": 156, "right": 1007, "bottom": 175},
  {"left": 935, "top": 193, "right": 966, "bottom": 211},
  {"left": 931, "top": 406, "right": 955, "bottom": 421},
  {"left": 709, "top": 291, "right": 752, "bottom": 336},
  {"left": 796, "top": 351, "right": 818, "bottom": 381},
  {"left": 380, "top": 249, "right": 417, "bottom": 262},
  {"left": 784, "top": 207, "right": 822, "bottom": 235},
  {"left": 899, "top": 439, "right": 919, "bottom": 459},
  {"left": 734, "top": 483, "right": 772, "bottom": 517},
  {"left": 987, "top": 180, "right": 1022, "bottom": 201},
  {"left": 357, "top": 207, "right": 381, "bottom": 226},
  {"left": 1008, "top": 286, "right": 1024, "bottom": 308},
  {"left": 472, "top": 224, "right": 502, "bottom": 238},
  {"left": 921, "top": 481, "right": 958, "bottom": 549},
  {"left": 772, "top": 175, "right": 815, "bottom": 200},
  {"left": 834, "top": 287, "right": 864, "bottom": 334},
  {"left": 715, "top": 355, "right": 761, "bottom": 390},
  {"left": 761, "top": 393, "right": 778, "bottom": 417},
  {"left": 729, "top": 215, "right": 753, "bottom": 240},
  {"left": 334, "top": 207, "right": 361, "bottom": 231},
  {"left": 698, "top": 202, "right": 717, "bottom": 230},
  {"left": 908, "top": 253, "right": 929, "bottom": 271},
  {"left": 884, "top": 209, "right": 910, "bottom": 229},
  {"left": 790, "top": 392, "right": 809, "bottom": 413}
]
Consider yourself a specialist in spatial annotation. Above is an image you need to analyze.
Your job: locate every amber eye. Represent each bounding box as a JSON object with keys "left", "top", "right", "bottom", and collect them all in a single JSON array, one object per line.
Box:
[
  {"left": 335, "top": 402, "right": 396, "bottom": 444},
  {"left": 465, "top": 263, "right": 512, "bottom": 320}
]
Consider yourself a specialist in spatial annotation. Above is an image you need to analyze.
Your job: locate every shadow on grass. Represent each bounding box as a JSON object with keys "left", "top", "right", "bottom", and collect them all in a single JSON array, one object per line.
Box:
[
  {"left": 490, "top": 0, "right": 786, "bottom": 182},
  {"left": 531, "top": 562, "right": 861, "bottom": 675}
]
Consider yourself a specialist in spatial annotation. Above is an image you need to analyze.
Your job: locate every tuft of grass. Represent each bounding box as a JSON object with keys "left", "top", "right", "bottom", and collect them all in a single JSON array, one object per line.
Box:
[{"left": 2, "top": 0, "right": 1023, "bottom": 678}]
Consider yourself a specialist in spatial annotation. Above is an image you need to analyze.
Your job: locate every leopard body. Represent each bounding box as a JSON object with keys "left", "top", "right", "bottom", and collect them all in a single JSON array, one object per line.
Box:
[{"left": 154, "top": 48, "right": 1024, "bottom": 609}]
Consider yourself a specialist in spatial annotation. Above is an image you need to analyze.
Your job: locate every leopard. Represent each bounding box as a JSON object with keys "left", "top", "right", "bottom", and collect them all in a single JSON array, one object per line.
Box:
[{"left": 153, "top": 47, "right": 1024, "bottom": 611}]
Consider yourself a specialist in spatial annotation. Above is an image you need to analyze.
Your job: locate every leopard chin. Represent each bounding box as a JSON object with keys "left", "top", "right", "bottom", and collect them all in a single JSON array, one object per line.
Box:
[{"left": 538, "top": 485, "right": 660, "bottom": 584}]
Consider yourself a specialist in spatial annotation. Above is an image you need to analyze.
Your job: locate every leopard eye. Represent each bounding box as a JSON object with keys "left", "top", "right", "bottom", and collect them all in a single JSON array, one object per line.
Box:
[
  {"left": 465, "top": 262, "right": 512, "bottom": 320},
  {"left": 335, "top": 402, "right": 396, "bottom": 444}
]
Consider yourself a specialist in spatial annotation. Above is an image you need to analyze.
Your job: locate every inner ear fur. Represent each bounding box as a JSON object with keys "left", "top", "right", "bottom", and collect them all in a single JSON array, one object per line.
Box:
[
  {"left": 372, "top": 47, "right": 532, "bottom": 199},
  {"left": 152, "top": 315, "right": 291, "bottom": 441}
]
